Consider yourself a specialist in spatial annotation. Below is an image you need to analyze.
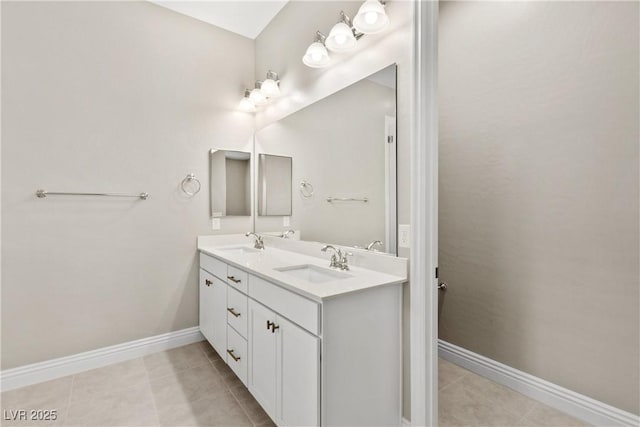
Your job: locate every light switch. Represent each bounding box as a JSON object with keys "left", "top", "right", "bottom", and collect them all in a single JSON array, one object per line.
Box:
[
  {"left": 283, "top": 217, "right": 290, "bottom": 226},
  {"left": 398, "top": 224, "right": 410, "bottom": 248},
  {"left": 211, "top": 218, "right": 221, "bottom": 230}
]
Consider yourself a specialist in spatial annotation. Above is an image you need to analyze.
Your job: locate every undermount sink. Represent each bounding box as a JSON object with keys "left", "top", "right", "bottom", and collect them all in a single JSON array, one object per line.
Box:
[
  {"left": 218, "top": 246, "right": 263, "bottom": 256},
  {"left": 274, "top": 264, "right": 352, "bottom": 284}
]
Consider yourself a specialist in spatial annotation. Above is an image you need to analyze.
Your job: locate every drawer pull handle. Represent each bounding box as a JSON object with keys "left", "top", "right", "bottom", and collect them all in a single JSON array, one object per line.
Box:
[
  {"left": 227, "top": 307, "right": 241, "bottom": 318},
  {"left": 266, "top": 320, "right": 273, "bottom": 330},
  {"left": 226, "top": 349, "right": 241, "bottom": 362},
  {"left": 205, "top": 279, "right": 212, "bottom": 287},
  {"left": 227, "top": 276, "right": 241, "bottom": 284}
]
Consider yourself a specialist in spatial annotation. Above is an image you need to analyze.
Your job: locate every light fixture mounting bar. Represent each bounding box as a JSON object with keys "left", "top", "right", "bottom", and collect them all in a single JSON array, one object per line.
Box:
[{"left": 339, "top": 10, "right": 365, "bottom": 40}]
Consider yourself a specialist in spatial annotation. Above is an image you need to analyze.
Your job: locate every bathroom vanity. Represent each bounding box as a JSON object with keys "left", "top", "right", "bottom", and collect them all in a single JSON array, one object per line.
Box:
[{"left": 198, "top": 235, "right": 407, "bottom": 427}]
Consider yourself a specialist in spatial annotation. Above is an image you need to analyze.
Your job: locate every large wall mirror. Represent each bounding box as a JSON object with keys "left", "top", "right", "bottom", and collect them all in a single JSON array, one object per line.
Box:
[
  {"left": 210, "top": 149, "right": 251, "bottom": 217},
  {"left": 254, "top": 64, "right": 397, "bottom": 254}
]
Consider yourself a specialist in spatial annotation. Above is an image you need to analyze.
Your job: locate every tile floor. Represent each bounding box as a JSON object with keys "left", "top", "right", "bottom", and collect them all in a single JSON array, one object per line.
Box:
[
  {"left": 1, "top": 342, "right": 274, "bottom": 427},
  {"left": 438, "top": 359, "right": 590, "bottom": 427},
  {"left": 1, "top": 342, "right": 590, "bottom": 427}
]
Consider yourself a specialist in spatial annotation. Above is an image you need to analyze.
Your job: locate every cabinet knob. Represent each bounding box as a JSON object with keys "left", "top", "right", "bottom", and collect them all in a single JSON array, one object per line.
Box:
[
  {"left": 227, "top": 276, "right": 241, "bottom": 284},
  {"left": 227, "top": 307, "right": 241, "bottom": 318},
  {"left": 226, "top": 349, "right": 241, "bottom": 362},
  {"left": 205, "top": 279, "right": 212, "bottom": 287},
  {"left": 267, "top": 320, "right": 274, "bottom": 330},
  {"left": 271, "top": 323, "right": 280, "bottom": 333}
]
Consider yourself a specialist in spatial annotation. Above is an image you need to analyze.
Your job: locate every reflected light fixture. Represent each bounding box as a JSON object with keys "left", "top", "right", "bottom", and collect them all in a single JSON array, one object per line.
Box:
[
  {"left": 302, "top": 31, "right": 330, "bottom": 68},
  {"left": 249, "top": 81, "right": 268, "bottom": 106},
  {"left": 326, "top": 11, "right": 359, "bottom": 53},
  {"left": 237, "top": 70, "right": 282, "bottom": 112},
  {"left": 260, "top": 70, "right": 281, "bottom": 98},
  {"left": 239, "top": 89, "right": 256, "bottom": 112},
  {"left": 353, "top": 0, "right": 389, "bottom": 34}
]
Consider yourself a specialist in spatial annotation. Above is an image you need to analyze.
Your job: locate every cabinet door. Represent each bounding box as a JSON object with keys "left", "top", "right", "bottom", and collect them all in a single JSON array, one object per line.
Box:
[
  {"left": 248, "top": 299, "right": 278, "bottom": 419},
  {"left": 199, "top": 269, "right": 227, "bottom": 356},
  {"left": 276, "top": 315, "right": 320, "bottom": 427}
]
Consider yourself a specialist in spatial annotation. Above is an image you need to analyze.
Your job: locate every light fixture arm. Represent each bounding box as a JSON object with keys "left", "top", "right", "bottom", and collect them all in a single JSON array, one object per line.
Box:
[
  {"left": 266, "top": 70, "right": 279, "bottom": 82},
  {"left": 339, "top": 10, "right": 365, "bottom": 40},
  {"left": 339, "top": 10, "right": 353, "bottom": 27},
  {"left": 314, "top": 30, "right": 327, "bottom": 44}
]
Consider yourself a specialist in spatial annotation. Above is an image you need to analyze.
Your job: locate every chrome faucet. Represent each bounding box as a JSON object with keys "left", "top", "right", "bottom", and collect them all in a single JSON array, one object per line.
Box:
[
  {"left": 245, "top": 232, "right": 265, "bottom": 250},
  {"left": 366, "top": 240, "right": 383, "bottom": 251},
  {"left": 321, "top": 245, "right": 351, "bottom": 271},
  {"left": 280, "top": 229, "right": 295, "bottom": 239}
]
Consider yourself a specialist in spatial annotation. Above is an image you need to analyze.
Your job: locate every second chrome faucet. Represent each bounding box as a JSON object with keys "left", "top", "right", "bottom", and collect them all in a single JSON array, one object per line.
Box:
[
  {"left": 245, "top": 232, "right": 265, "bottom": 250},
  {"left": 321, "top": 245, "right": 351, "bottom": 271}
]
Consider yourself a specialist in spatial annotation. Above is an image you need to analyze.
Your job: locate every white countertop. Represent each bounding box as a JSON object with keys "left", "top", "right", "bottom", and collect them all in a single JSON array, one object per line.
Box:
[{"left": 198, "top": 239, "right": 407, "bottom": 302}]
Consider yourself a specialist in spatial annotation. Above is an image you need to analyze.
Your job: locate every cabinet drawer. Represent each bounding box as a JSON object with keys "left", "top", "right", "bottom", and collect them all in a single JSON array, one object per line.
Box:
[
  {"left": 249, "top": 275, "right": 320, "bottom": 335},
  {"left": 227, "top": 286, "right": 248, "bottom": 339},
  {"left": 226, "top": 265, "right": 248, "bottom": 294},
  {"left": 226, "top": 326, "right": 248, "bottom": 386},
  {"left": 200, "top": 253, "right": 227, "bottom": 281}
]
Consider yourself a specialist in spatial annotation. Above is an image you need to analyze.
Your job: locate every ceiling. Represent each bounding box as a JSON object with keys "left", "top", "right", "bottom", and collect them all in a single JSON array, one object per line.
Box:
[{"left": 150, "top": 1, "right": 289, "bottom": 39}]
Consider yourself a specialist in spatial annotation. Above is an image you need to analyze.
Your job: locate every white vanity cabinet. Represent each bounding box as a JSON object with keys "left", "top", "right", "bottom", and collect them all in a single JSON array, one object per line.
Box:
[
  {"left": 199, "top": 251, "right": 402, "bottom": 427},
  {"left": 248, "top": 299, "right": 320, "bottom": 427}
]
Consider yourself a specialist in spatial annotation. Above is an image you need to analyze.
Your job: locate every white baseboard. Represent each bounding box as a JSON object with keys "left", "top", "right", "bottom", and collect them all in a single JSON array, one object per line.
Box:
[
  {"left": 0, "top": 327, "right": 204, "bottom": 392},
  {"left": 438, "top": 340, "right": 639, "bottom": 427}
]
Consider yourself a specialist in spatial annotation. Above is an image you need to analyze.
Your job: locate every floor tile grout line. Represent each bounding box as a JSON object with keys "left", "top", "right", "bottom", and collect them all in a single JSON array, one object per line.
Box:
[
  {"left": 227, "top": 379, "right": 257, "bottom": 427},
  {"left": 441, "top": 364, "right": 540, "bottom": 421},
  {"left": 61, "top": 374, "right": 75, "bottom": 427},
  {"left": 438, "top": 369, "right": 470, "bottom": 392},
  {"left": 142, "top": 358, "right": 162, "bottom": 427},
  {"left": 142, "top": 343, "right": 212, "bottom": 382},
  {"left": 203, "top": 344, "right": 267, "bottom": 427},
  {"left": 513, "top": 402, "right": 540, "bottom": 427}
]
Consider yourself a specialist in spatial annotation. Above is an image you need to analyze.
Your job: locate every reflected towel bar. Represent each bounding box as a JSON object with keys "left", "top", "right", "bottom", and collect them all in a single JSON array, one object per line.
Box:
[
  {"left": 326, "top": 197, "right": 368, "bottom": 203},
  {"left": 36, "top": 190, "right": 149, "bottom": 200}
]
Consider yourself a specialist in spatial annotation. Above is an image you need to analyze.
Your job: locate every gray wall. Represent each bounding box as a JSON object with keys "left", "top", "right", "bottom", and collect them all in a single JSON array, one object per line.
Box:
[
  {"left": 1, "top": 1, "right": 255, "bottom": 369},
  {"left": 439, "top": 1, "right": 639, "bottom": 414}
]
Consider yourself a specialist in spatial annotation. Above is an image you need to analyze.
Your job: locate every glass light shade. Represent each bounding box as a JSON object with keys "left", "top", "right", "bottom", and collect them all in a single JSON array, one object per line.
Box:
[
  {"left": 302, "top": 42, "right": 330, "bottom": 68},
  {"left": 326, "top": 22, "right": 357, "bottom": 52},
  {"left": 260, "top": 78, "right": 281, "bottom": 98},
  {"left": 353, "top": 0, "right": 389, "bottom": 34},
  {"left": 239, "top": 96, "right": 256, "bottom": 112},
  {"left": 249, "top": 88, "right": 268, "bottom": 106}
]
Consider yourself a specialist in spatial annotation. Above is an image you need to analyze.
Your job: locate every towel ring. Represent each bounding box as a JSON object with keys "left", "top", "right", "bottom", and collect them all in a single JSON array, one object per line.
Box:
[
  {"left": 300, "top": 180, "right": 314, "bottom": 199},
  {"left": 181, "top": 173, "right": 201, "bottom": 197}
]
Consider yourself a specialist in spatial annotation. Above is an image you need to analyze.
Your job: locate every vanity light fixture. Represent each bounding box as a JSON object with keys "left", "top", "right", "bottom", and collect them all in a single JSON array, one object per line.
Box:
[
  {"left": 239, "top": 89, "right": 256, "bottom": 112},
  {"left": 326, "top": 11, "right": 361, "bottom": 53},
  {"left": 249, "top": 81, "right": 268, "bottom": 106},
  {"left": 302, "top": 31, "right": 331, "bottom": 68},
  {"left": 353, "top": 0, "right": 389, "bottom": 34},
  {"left": 302, "top": 1, "right": 390, "bottom": 69},
  {"left": 238, "top": 71, "right": 282, "bottom": 112},
  {"left": 260, "top": 70, "right": 281, "bottom": 98}
]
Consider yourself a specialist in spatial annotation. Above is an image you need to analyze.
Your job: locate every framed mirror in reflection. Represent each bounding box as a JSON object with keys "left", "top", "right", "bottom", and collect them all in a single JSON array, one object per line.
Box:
[
  {"left": 254, "top": 64, "right": 397, "bottom": 254},
  {"left": 258, "top": 154, "right": 292, "bottom": 216},
  {"left": 209, "top": 149, "right": 251, "bottom": 218}
]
